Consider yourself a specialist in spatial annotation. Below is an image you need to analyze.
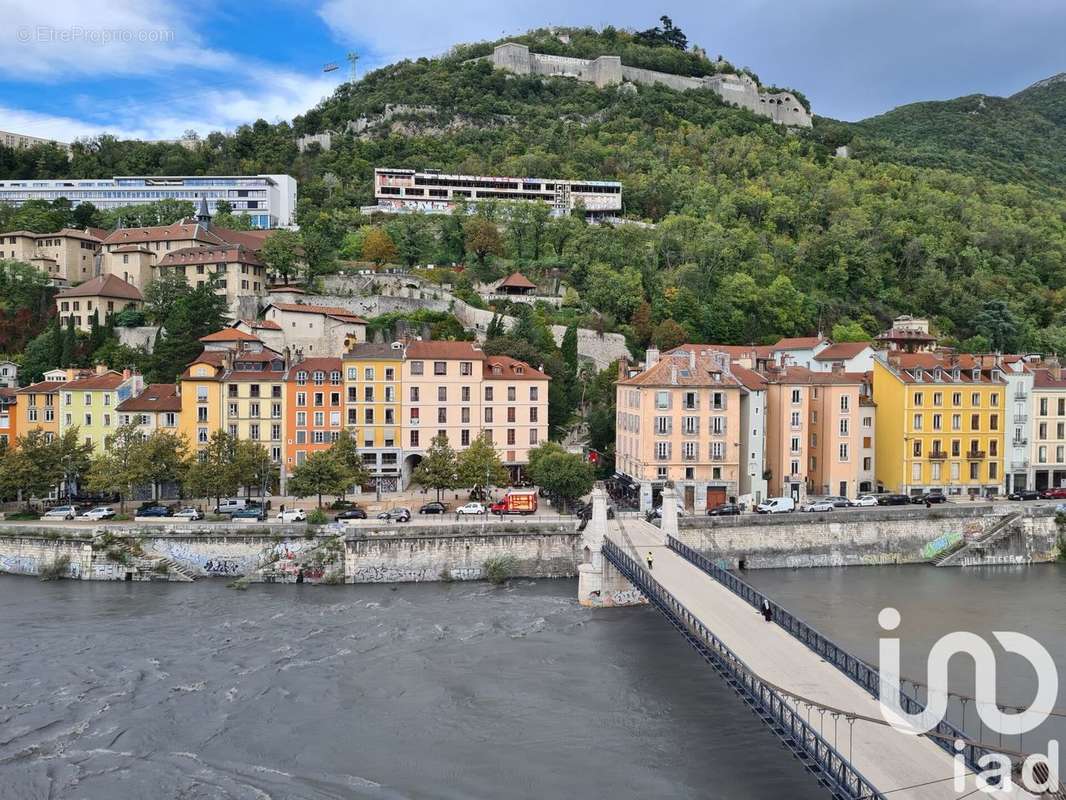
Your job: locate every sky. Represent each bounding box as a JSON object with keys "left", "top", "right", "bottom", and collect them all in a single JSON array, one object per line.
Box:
[{"left": 1, "top": 0, "right": 1064, "bottom": 143}]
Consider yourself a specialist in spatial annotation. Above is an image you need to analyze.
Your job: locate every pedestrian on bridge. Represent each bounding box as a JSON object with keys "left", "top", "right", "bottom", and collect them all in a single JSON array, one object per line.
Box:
[
  {"left": 761, "top": 599, "right": 772, "bottom": 623},
  {"left": 646, "top": 551, "right": 654, "bottom": 571}
]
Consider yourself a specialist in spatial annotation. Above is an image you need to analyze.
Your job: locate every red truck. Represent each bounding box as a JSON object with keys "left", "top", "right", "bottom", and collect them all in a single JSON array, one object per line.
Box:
[{"left": 490, "top": 490, "right": 538, "bottom": 516}]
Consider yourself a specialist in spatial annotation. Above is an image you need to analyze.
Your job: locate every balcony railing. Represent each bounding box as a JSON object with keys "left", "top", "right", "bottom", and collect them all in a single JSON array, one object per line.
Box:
[
  {"left": 966, "top": 450, "right": 986, "bottom": 460},
  {"left": 1014, "top": 414, "right": 1028, "bottom": 424},
  {"left": 1012, "top": 437, "right": 1028, "bottom": 446},
  {"left": 927, "top": 451, "right": 948, "bottom": 460}
]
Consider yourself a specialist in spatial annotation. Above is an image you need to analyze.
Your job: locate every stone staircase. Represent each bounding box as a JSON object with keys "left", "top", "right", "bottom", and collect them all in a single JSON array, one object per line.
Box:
[{"left": 930, "top": 512, "right": 1022, "bottom": 567}]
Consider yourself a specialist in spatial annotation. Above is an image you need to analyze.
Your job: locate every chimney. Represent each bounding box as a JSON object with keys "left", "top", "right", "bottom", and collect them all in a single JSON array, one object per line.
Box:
[
  {"left": 94, "top": 364, "right": 107, "bottom": 376},
  {"left": 831, "top": 362, "right": 844, "bottom": 375},
  {"left": 688, "top": 349, "right": 696, "bottom": 370},
  {"left": 646, "top": 347, "right": 660, "bottom": 368},
  {"left": 1048, "top": 357, "right": 1062, "bottom": 382},
  {"left": 122, "top": 368, "right": 131, "bottom": 379}
]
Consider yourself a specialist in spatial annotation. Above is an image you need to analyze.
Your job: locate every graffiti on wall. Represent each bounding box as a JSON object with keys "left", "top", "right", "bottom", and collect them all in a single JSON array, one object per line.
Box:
[
  {"left": 920, "top": 531, "right": 963, "bottom": 560},
  {"left": 0, "top": 555, "right": 38, "bottom": 575},
  {"left": 352, "top": 565, "right": 429, "bottom": 583}
]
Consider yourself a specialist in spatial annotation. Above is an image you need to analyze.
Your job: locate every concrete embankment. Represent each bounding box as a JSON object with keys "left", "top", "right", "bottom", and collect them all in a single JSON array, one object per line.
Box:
[{"left": 0, "top": 506, "right": 1059, "bottom": 583}]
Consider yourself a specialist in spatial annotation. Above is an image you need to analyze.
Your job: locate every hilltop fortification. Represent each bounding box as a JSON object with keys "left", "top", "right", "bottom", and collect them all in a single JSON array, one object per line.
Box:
[{"left": 484, "top": 42, "right": 812, "bottom": 128}]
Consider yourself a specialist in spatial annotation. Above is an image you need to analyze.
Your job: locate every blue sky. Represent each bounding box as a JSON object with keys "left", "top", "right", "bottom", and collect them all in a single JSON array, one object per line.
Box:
[{"left": 1, "top": 0, "right": 1064, "bottom": 142}]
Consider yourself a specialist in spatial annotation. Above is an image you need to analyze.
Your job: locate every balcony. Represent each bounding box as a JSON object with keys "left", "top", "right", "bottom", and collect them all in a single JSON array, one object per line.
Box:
[
  {"left": 710, "top": 453, "right": 726, "bottom": 462},
  {"left": 1014, "top": 414, "right": 1028, "bottom": 424},
  {"left": 928, "top": 451, "right": 948, "bottom": 460},
  {"left": 1011, "top": 459, "right": 1030, "bottom": 470},
  {"left": 682, "top": 453, "right": 700, "bottom": 462},
  {"left": 966, "top": 450, "right": 986, "bottom": 460},
  {"left": 1013, "top": 437, "right": 1028, "bottom": 446}
]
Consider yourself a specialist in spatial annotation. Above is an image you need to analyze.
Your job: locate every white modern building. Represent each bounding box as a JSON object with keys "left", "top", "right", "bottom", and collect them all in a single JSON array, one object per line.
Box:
[
  {"left": 368, "top": 167, "right": 622, "bottom": 220},
  {"left": 0, "top": 175, "right": 297, "bottom": 229}
]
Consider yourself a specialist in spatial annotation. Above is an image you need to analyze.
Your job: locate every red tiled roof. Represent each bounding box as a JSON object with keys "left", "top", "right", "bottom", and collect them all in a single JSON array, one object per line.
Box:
[
  {"left": 1030, "top": 368, "right": 1066, "bottom": 389},
  {"left": 158, "top": 244, "right": 264, "bottom": 267},
  {"left": 102, "top": 221, "right": 223, "bottom": 247},
  {"left": 60, "top": 371, "right": 128, "bottom": 391},
  {"left": 199, "top": 328, "right": 261, "bottom": 343},
  {"left": 267, "top": 302, "right": 367, "bottom": 324},
  {"left": 772, "top": 336, "right": 827, "bottom": 351},
  {"left": 483, "top": 355, "right": 549, "bottom": 381},
  {"left": 56, "top": 274, "right": 142, "bottom": 301},
  {"left": 110, "top": 244, "right": 153, "bottom": 254},
  {"left": 213, "top": 227, "right": 275, "bottom": 252},
  {"left": 116, "top": 383, "right": 180, "bottom": 412},
  {"left": 54, "top": 227, "right": 105, "bottom": 243},
  {"left": 762, "top": 365, "right": 867, "bottom": 385},
  {"left": 667, "top": 343, "right": 775, "bottom": 360},
  {"left": 498, "top": 272, "right": 537, "bottom": 290},
  {"left": 236, "top": 319, "right": 282, "bottom": 331},
  {"left": 285, "top": 358, "right": 342, "bottom": 379},
  {"left": 731, "top": 364, "right": 768, "bottom": 391},
  {"left": 618, "top": 351, "right": 742, "bottom": 388},
  {"left": 884, "top": 353, "right": 1005, "bottom": 384},
  {"left": 813, "top": 342, "right": 872, "bottom": 361},
  {"left": 404, "top": 340, "right": 485, "bottom": 360}
]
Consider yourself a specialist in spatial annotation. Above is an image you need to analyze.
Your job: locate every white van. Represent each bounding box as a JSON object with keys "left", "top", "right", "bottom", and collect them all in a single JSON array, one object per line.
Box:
[
  {"left": 756, "top": 497, "right": 795, "bottom": 514},
  {"left": 214, "top": 498, "right": 248, "bottom": 514}
]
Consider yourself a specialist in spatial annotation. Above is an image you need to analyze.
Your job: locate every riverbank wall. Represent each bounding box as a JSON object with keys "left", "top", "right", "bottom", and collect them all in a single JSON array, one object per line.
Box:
[{"left": 0, "top": 507, "right": 1059, "bottom": 583}]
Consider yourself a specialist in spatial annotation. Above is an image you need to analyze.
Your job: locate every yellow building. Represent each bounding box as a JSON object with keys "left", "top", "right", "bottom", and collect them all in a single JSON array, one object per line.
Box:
[
  {"left": 873, "top": 353, "right": 1006, "bottom": 497},
  {"left": 343, "top": 342, "right": 403, "bottom": 492},
  {"left": 58, "top": 368, "right": 144, "bottom": 453}
]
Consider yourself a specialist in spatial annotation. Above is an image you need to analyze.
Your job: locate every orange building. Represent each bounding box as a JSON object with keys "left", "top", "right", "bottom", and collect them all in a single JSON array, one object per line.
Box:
[
  {"left": 0, "top": 388, "right": 17, "bottom": 446},
  {"left": 283, "top": 357, "right": 345, "bottom": 470}
]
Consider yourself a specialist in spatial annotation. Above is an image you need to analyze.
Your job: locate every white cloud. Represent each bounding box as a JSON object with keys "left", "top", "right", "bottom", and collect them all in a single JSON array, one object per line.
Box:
[{"left": 3, "top": 0, "right": 235, "bottom": 80}]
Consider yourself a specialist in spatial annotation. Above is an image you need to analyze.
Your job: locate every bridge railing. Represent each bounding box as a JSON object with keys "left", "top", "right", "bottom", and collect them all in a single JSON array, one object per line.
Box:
[
  {"left": 667, "top": 536, "right": 999, "bottom": 774},
  {"left": 603, "top": 538, "right": 884, "bottom": 800}
]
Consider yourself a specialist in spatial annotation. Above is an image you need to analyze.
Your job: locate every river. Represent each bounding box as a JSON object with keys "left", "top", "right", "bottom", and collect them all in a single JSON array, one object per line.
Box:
[{"left": 0, "top": 577, "right": 826, "bottom": 800}]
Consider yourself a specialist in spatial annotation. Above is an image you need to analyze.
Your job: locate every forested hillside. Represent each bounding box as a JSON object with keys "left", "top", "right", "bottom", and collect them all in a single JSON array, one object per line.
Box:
[{"left": 3, "top": 27, "right": 1066, "bottom": 357}]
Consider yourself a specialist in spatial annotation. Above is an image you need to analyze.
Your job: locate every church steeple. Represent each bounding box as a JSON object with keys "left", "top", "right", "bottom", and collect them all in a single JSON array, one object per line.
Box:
[{"left": 196, "top": 194, "right": 212, "bottom": 227}]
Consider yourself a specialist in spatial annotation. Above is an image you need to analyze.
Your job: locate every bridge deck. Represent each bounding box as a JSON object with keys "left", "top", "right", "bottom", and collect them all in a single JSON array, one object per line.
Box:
[{"left": 608, "top": 519, "right": 1031, "bottom": 799}]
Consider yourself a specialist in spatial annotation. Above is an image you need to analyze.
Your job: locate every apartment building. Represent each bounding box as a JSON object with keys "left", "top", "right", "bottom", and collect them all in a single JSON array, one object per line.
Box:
[
  {"left": 55, "top": 274, "right": 143, "bottom": 331},
  {"left": 0, "top": 388, "right": 16, "bottom": 447},
  {"left": 763, "top": 369, "right": 812, "bottom": 503},
  {"left": 616, "top": 348, "right": 745, "bottom": 512},
  {"left": 99, "top": 220, "right": 222, "bottom": 289},
  {"left": 59, "top": 368, "right": 144, "bottom": 453},
  {"left": 1030, "top": 363, "right": 1066, "bottom": 492},
  {"left": 283, "top": 357, "right": 345, "bottom": 470},
  {"left": 872, "top": 352, "right": 1006, "bottom": 497},
  {"left": 116, "top": 383, "right": 182, "bottom": 434},
  {"left": 343, "top": 343, "right": 404, "bottom": 492},
  {"left": 482, "top": 355, "right": 550, "bottom": 480},
  {"left": 157, "top": 244, "right": 267, "bottom": 309},
  {"left": 371, "top": 167, "right": 622, "bottom": 220},
  {"left": 0, "top": 228, "right": 105, "bottom": 285},
  {"left": 0, "top": 361, "right": 18, "bottom": 389},
  {"left": 178, "top": 340, "right": 286, "bottom": 466},
  {"left": 14, "top": 369, "right": 92, "bottom": 442},
  {"left": 0, "top": 175, "right": 297, "bottom": 229}
]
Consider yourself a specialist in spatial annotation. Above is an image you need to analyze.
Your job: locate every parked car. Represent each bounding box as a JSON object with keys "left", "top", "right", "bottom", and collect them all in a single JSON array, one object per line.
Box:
[
  {"left": 1008, "top": 489, "right": 1041, "bottom": 501},
  {"left": 214, "top": 498, "right": 248, "bottom": 514},
  {"left": 802, "top": 499, "right": 835, "bottom": 513},
  {"left": 911, "top": 491, "right": 948, "bottom": 505},
  {"left": 276, "top": 508, "right": 307, "bottom": 523},
  {"left": 377, "top": 507, "right": 411, "bottom": 523},
  {"left": 172, "top": 507, "right": 204, "bottom": 521},
  {"left": 419, "top": 501, "right": 448, "bottom": 515},
  {"left": 137, "top": 505, "right": 173, "bottom": 518},
  {"left": 650, "top": 500, "right": 687, "bottom": 519},
  {"left": 81, "top": 506, "right": 116, "bottom": 520},
  {"left": 707, "top": 502, "right": 741, "bottom": 516},
  {"left": 851, "top": 495, "right": 879, "bottom": 507},
  {"left": 43, "top": 505, "right": 78, "bottom": 520},
  {"left": 876, "top": 494, "right": 911, "bottom": 506},
  {"left": 755, "top": 497, "right": 796, "bottom": 514},
  {"left": 336, "top": 507, "right": 368, "bottom": 520},
  {"left": 456, "top": 502, "right": 486, "bottom": 515},
  {"left": 823, "top": 496, "right": 852, "bottom": 508},
  {"left": 232, "top": 507, "right": 266, "bottom": 521},
  {"left": 1040, "top": 487, "right": 1066, "bottom": 500}
]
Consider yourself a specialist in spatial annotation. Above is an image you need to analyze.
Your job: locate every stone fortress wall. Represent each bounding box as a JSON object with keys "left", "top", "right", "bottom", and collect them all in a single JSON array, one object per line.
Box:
[{"left": 486, "top": 42, "right": 812, "bottom": 128}]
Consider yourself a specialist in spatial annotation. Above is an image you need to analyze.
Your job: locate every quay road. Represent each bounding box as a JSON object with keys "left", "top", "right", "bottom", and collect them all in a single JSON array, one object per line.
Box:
[{"left": 605, "top": 517, "right": 1037, "bottom": 799}]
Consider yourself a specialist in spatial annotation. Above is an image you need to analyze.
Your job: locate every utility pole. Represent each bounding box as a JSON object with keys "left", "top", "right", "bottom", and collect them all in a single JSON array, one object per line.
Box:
[{"left": 347, "top": 51, "right": 359, "bottom": 83}]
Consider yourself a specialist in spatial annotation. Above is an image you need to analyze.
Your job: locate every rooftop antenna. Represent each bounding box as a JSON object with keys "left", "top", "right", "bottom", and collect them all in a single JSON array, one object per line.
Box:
[{"left": 347, "top": 51, "right": 359, "bottom": 83}]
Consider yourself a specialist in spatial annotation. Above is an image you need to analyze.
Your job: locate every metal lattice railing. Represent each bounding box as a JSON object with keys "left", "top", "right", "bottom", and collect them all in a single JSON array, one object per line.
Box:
[
  {"left": 667, "top": 536, "right": 1000, "bottom": 774},
  {"left": 602, "top": 538, "right": 884, "bottom": 800}
]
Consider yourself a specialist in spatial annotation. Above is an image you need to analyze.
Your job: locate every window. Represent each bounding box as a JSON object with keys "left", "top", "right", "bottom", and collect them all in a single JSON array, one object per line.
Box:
[
  {"left": 655, "top": 416, "right": 670, "bottom": 435},
  {"left": 913, "top": 413, "right": 923, "bottom": 431},
  {"left": 913, "top": 392, "right": 923, "bottom": 406},
  {"left": 433, "top": 361, "right": 446, "bottom": 376},
  {"left": 529, "top": 429, "right": 538, "bottom": 445},
  {"left": 932, "top": 392, "right": 942, "bottom": 407},
  {"left": 364, "top": 386, "right": 374, "bottom": 403},
  {"left": 296, "top": 412, "right": 306, "bottom": 427},
  {"left": 364, "top": 367, "right": 374, "bottom": 381},
  {"left": 507, "top": 429, "right": 516, "bottom": 446},
  {"left": 990, "top": 393, "right": 999, "bottom": 407},
  {"left": 461, "top": 407, "right": 470, "bottom": 424},
  {"left": 410, "top": 430, "right": 420, "bottom": 447},
  {"left": 912, "top": 462, "right": 922, "bottom": 481},
  {"left": 461, "top": 429, "right": 470, "bottom": 446},
  {"left": 485, "top": 408, "right": 493, "bottom": 423},
  {"left": 656, "top": 391, "right": 670, "bottom": 409},
  {"left": 913, "top": 440, "right": 922, "bottom": 457},
  {"left": 839, "top": 443, "right": 849, "bottom": 462},
  {"left": 655, "top": 441, "right": 670, "bottom": 460},
  {"left": 1040, "top": 397, "right": 1049, "bottom": 416},
  {"left": 529, "top": 407, "right": 538, "bottom": 423},
  {"left": 460, "top": 362, "right": 472, "bottom": 376},
  {"left": 507, "top": 407, "right": 516, "bottom": 423},
  {"left": 313, "top": 412, "right": 324, "bottom": 427},
  {"left": 485, "top": 387, "right": 494, "bottom": 402},
  {"left": 461, "top": 386, "right": 471, "bottom": 402},
  {"left": 507, "top": 386, "right": 516, "bottom": 402},
  {"left": 530, "top": 386, "right": 538, "bottom": 401},
  {"left": 952, "top": 414, "right": 961, "bottom": 431},
  {"left": 364, "top": 408, "right": 374, "bottom": 424},
  {"left": 385, "top": 368, "right": 394, "bottom": 381},
  {"left": 790, "top": 436, "right": 800, "bottom": 453},
  {"left": 971, "top": 413, "right": 980, "bottom": 430},
  {"left": 410, "top": 386, "right": 420, "bottom": 402},
  {"left": 790, "top": 411, "right": 801, "bottom": 427},
  {"left": 971, "top": 393, "right": 980, "bottom": 407},
  {"left": 437, "top": 408, "right": 447, "bottom": 424},
  {"left": 410, "top": 361, "right": 423, "bottom": 376},
  {"left": 970, "top": 462, "right": 979, "bottom": 480},
  {"left": 791, "top": 389, "right": 801, "bottom": 404},
  {"left": 839, "top": 418, "right": 849, "bottom": 435},
  {"left": 932, "top": 414, "right": 942, "bottom": 431},
  {"left": 437, "top": 386, "right": 447, "bottom": 402}
]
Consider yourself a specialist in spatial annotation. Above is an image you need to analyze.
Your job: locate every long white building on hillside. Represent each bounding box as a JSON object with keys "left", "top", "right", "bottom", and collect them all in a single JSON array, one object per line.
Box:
[
  {"left": 0, "top": 174, "right": 297, "bottom": 229},
  {"left": 369, "top": 167, "right": 622, "bottom": 220}
]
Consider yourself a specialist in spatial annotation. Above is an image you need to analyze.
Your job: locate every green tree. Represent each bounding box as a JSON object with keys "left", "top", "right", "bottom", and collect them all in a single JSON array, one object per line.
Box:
[
  {"left": 528, "top": 447, "right": 594, "bottom": 510},
  {"left": 328, "top": 430, "right": 372, "bottom": 496},
  {"left": 2, "top": 430, "right": 62, "bottom": 507},
  {"left": 288, "top": 450, "right": 349, "bottom": 507},
  {"left": 456, "top": 432, "right": 509, "bottom": 491},
  {"left": 259, "top": 228, "right": 301, "bottom": 285},
  {"left": 463, "top": 217, "right": 504, "bottom": 271},
  {"left": 561, "top": 322, "right": 578, "bottom": 377},
  {"left": 140, "top": 430, "right": 190, "bottom": 500},
  {"left": 412, "top": 433, "right": 458, "bottom": 500},
  {"left": 60, "top": 316, "right": 76, "bottom": 368},
  {"left": 973, "top": 300, "right": 1019, "bottom": 352},
  {"left": 143, "top": 270, "right": 191, "bottom": 325},
  {"left": 234, "top": 440, "right": 276, "bottom": 498},
  {"left": 85, "top": 424, "right": 148, "bottom": 512},
  {"left": 185, "top": 431, "right": 240, "bottom": 507},
  {"left": 830, "top": 320, "right": 871, "bottom": 343}
]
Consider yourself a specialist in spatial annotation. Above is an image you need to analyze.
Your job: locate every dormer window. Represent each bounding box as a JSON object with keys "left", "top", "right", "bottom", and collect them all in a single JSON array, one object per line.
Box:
[
  {"left": 515, "top": 366, "right": 523, "bottom": 374},
  {"left": 313, "top": 371, "right": 325, "bottom": 385},
  {"left": 295, "top": 371, "right": 308, "bottom": 385},
  {"left": 972, "top": 369, "right": 980, "bottom": 381}
]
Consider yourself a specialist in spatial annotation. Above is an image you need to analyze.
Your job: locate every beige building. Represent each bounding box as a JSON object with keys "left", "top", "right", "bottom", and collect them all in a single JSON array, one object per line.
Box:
[
  {"left": 116, "top": 383, "right": 182, "bottom": 434},
  {"left": 99, "top": 221, "right": 221, "bottom": 290},
  {"left": 616, "top": 348, "right": 745, "bottom": 512},
  {"left": 1030, "top": 364, "right": 1066, "bottom": 491},
  {"left": 157, "top": 244, "right": 267, "bottom": 309},
  {"left": 55, "top": 274, "right": 143, "bottom": 331},
  {"left": 400, "top": 340, "right": 549, "bottom": 485},
  {"left": 262, "top": 303, "right": 368, "bottom": 357},
  {"left": 0, "top": 227, "right": 105, "bottom": 284}
]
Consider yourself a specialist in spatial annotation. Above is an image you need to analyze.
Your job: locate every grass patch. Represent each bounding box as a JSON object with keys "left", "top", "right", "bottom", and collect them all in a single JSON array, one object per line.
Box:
[
  {"left": 307, "top": 508, "right": 328, "bottom": 526},
  {"left": 483, "top": 554, "right": 519, "bottom": 585},
  {"left": 6, "top": 511, "right": 40, "bottom": 521},
  {"left": 38, "top": 554, "right": 71, "bottom": 581},
  {"left": 227, "top": 577, "right": 250, "bottom": 590}
]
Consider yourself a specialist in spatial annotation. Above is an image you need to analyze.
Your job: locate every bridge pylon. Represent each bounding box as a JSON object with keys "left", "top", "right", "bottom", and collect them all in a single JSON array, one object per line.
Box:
[{"left": 578, "top": 482, "right": 646, "bottom": 607}]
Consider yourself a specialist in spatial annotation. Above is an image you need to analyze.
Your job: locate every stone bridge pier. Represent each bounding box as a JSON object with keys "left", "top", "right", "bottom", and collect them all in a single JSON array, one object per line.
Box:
[{"left": 578, "top": 482, "right": 650, "bottom": 607}]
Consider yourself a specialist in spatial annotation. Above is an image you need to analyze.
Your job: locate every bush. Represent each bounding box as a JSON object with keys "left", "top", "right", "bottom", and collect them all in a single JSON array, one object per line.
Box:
[
  {"left": 308, "top": 508, "right": 329, "bottom": 525},
  {"left": 39, "top": 554, "right": 71, "bottom": 581},
  {"left": 483, "top": 554, "right": 518, "bottom": 585}
]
